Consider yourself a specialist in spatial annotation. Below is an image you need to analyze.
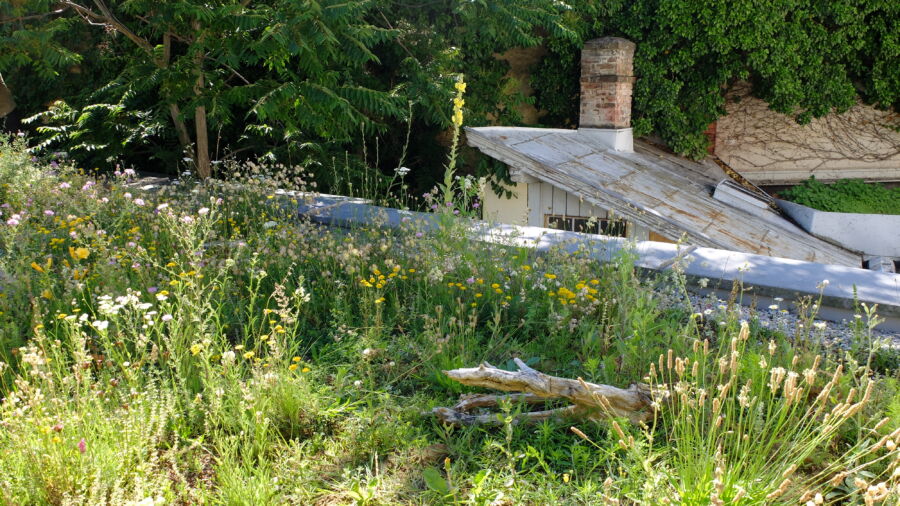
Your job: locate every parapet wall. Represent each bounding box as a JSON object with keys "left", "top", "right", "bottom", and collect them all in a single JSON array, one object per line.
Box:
[{"left": 290, "top": 192, "right": 900, "bottom": 332}]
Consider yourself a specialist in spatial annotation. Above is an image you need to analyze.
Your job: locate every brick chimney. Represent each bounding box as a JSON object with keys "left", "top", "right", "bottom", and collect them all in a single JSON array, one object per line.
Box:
[{"left": 579, "top": 37, "right": 635, "bottom": 151}]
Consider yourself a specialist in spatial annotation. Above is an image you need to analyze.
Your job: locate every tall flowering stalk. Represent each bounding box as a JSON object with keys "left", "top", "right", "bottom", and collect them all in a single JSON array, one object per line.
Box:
[{"left": 440, "top": 77, "right": 466, "bottom": 209}]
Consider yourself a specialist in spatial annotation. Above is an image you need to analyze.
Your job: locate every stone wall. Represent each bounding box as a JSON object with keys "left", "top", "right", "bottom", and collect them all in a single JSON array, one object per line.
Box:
[{"left": 715, "top": 82, "right": 900, "bottom": 184}]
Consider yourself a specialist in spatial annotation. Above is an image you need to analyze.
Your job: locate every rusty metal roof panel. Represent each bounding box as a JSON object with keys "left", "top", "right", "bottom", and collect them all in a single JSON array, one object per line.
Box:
[{"left": 466, "top": 126, "right": 861, "bottom": 266}]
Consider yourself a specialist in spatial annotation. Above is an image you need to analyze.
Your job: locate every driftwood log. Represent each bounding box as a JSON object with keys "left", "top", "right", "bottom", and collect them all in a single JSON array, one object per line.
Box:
[{"left": 431, "top": 358, "right": 656, "bottom": 426}]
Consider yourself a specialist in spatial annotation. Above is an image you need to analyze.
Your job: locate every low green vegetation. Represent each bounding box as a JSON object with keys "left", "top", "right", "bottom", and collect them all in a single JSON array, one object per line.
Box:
[
  {"left": 1, "top": 135, "right": 899, "bottom": 504},
  {"left": 780, "top": 178, "right": 900, "bottom": 215}
]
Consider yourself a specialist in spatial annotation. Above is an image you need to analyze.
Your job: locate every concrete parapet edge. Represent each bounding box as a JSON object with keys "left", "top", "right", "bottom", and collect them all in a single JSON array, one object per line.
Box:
[{"left": 289, "top": 194, "right": 900, "bottom": 332}]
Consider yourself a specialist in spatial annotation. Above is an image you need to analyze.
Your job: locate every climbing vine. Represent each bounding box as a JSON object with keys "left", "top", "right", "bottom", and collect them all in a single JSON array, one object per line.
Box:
[{"left": 532, "top": 0, "right": 900, "bottom": 159}]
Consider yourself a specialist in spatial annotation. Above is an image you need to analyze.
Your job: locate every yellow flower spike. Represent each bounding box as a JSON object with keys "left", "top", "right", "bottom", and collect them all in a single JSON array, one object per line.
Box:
[
  {"left": 30, "top": 262, "right": 45, "bottom": 273},
  {"left": 452, "top": 110, "right": 463, "bottom": 127},
  {"left": 455, "top": 81, "right": 466, "bottom": 93}
]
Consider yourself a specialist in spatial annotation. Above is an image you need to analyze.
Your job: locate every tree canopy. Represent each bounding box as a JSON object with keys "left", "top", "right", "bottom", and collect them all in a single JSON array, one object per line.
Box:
[{"left": 2, "top": 0, "right": 897, "bottom": 184}]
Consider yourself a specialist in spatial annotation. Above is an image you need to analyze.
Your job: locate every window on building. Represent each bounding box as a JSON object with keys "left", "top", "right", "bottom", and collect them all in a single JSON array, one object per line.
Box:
[{"left": 545, "top": 215, "right": 627, "bottom": 237}]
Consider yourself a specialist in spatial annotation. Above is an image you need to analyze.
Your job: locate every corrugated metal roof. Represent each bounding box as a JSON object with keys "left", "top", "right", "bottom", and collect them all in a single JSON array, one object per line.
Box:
[{"left": 467, "top": 126, "right": 861, "bottom": 266}]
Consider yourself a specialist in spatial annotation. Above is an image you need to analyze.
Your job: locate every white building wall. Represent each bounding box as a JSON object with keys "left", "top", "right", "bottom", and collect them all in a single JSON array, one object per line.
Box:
[
  {"left": 483, "top": 179, "right": 653, "bottom": 240},
  {"left": 481, "top": 181, "right": 529, "bottom": 225}
]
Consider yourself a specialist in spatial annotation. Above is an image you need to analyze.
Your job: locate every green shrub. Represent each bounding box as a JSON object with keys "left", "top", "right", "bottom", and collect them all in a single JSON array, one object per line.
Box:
[{"left": 780, "top": 177, "right": 900, "bottom": 214}]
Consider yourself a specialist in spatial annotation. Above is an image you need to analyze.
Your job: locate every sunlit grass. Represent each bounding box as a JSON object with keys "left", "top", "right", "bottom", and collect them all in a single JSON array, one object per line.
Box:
[{"left": 0, "top": 135, "right": 898, "bottom": 504}]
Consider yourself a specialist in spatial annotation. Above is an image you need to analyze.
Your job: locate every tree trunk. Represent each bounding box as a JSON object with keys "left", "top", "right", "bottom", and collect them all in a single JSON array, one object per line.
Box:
[
  {"left": 161, "top": 34, "right": 192, "bottom": 150},
  {"left": 192, "top": 21, "right": 211, "bottom": 179},
  {"left": 193, "top": 102, "right": 210, "bottom": 178},
  {"left": 169, "top": 104, "right": 192, "bottom": 151},
  {"left": 0, "top": 72, "right": 15, "bottom": 118}
]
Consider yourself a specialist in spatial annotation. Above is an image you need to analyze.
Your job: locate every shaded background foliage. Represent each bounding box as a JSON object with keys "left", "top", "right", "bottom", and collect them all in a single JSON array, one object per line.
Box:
[{"left": 1, "top": 0, "right": 897, "bottom": 193}]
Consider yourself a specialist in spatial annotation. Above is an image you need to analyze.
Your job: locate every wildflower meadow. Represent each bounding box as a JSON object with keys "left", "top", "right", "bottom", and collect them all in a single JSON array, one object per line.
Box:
[{"left": 0, "top": 130, "right": 899, "bottom": 504}]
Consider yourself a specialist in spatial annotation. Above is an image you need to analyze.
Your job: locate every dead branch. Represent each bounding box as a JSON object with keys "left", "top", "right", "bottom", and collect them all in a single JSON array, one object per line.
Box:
[{"left": 431, "top": 358, "right": 657, "bottom": 426}]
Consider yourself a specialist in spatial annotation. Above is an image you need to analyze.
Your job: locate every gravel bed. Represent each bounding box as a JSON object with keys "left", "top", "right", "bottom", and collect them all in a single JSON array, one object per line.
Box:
[{"left": 655, "top": 287, "right": 900, "bottom": 353}]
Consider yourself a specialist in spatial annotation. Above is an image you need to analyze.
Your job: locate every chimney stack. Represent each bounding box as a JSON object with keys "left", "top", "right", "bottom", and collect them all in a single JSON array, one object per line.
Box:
[{"left": 579, "top": 37, "right": 635, "bottom": 151}]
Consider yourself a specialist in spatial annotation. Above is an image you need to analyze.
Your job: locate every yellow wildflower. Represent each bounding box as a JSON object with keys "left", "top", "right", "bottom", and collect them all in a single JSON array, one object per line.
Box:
[
  {"left": 544, "top": 273, "right": 557, "bottom": 280},
  {"left": 190, "top": 343, "right": 202, "bottom": 356},
  {"left": 455, "top": 81, "right": 466, "bottom": 93},
  {"left": 31, "top": 262, "right": 45, "bottom": 273},
  {"left": 68, "top": 246, "right": 89, "bottom": 260},
  {"left": 452, "top": 109, "right": 463, "bottom": 127},
  {"left": 301, "top": 367, "right": 310, "bottom": 373},
  {"left": 243, "top": 351, "right": 254, "bottom": 359},
  {"left": 289, "top": 363, "right": 299, "bottom": 371}
]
